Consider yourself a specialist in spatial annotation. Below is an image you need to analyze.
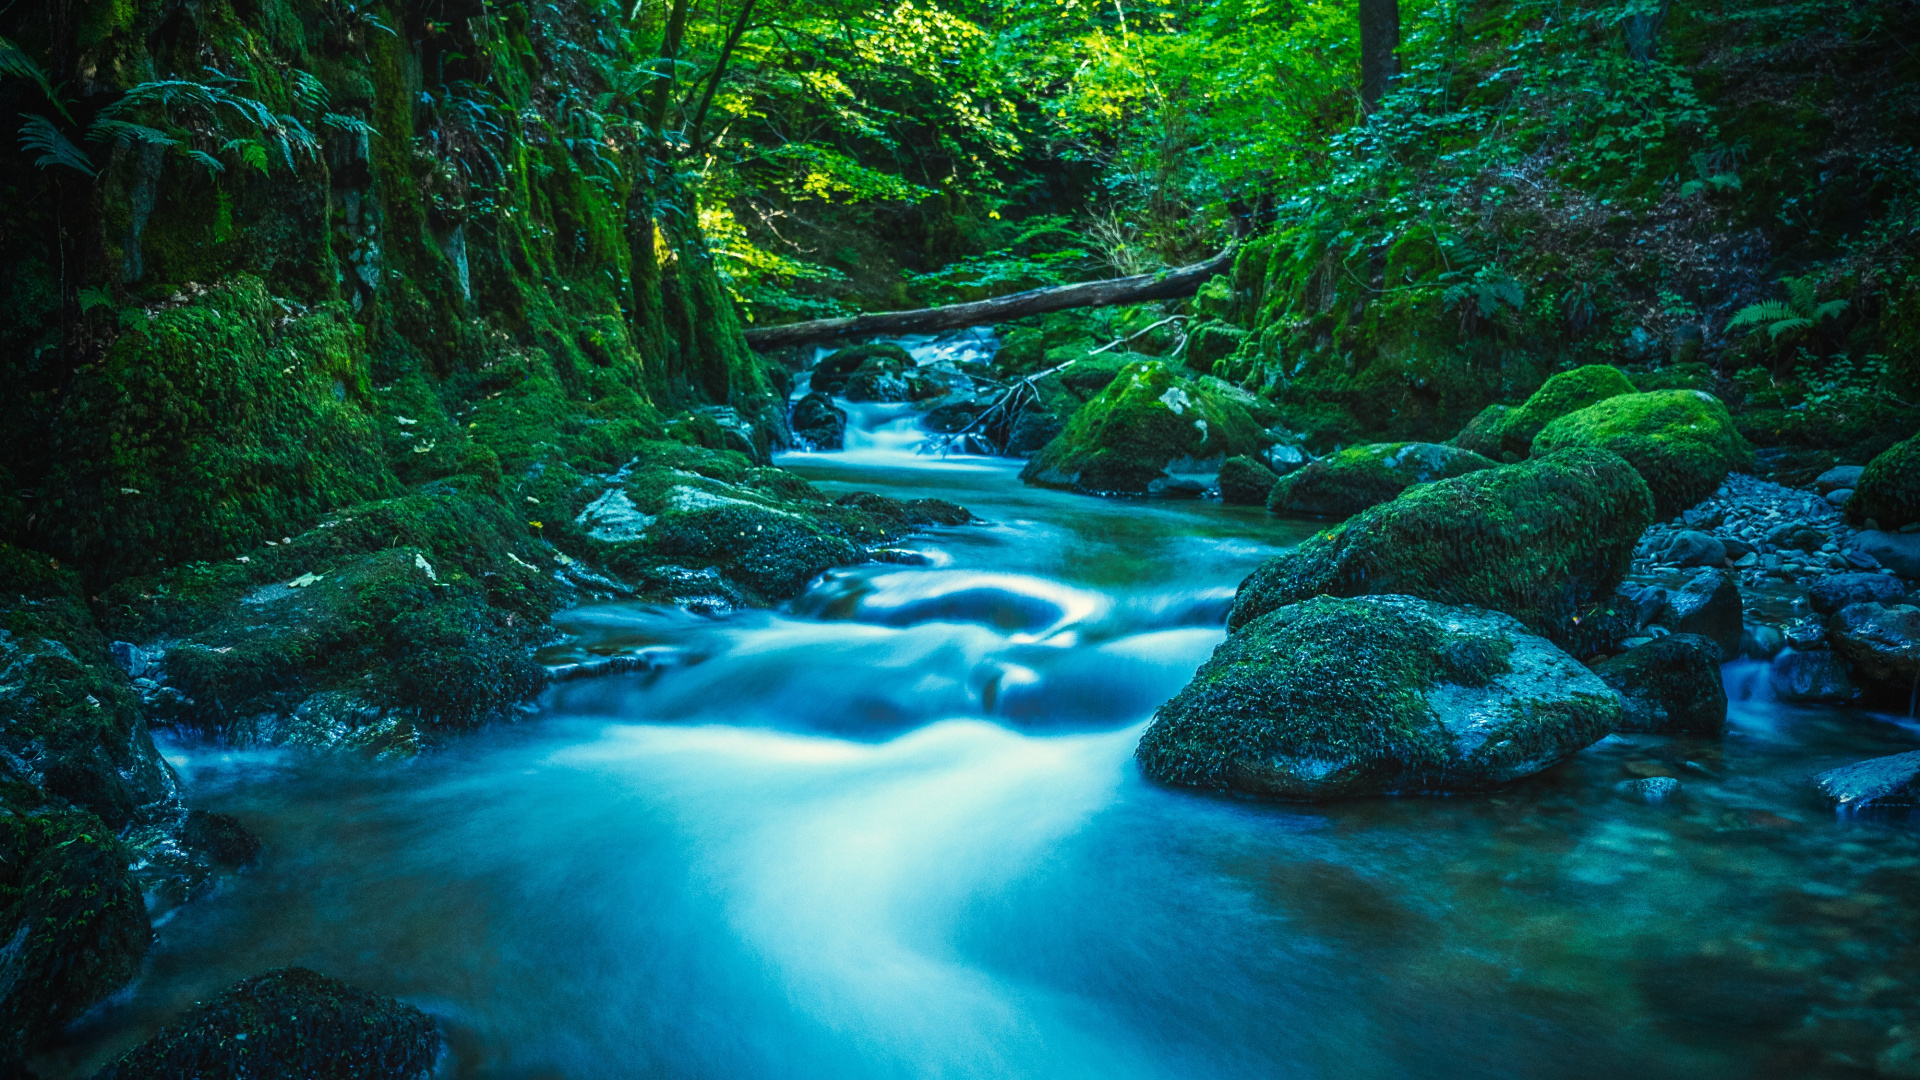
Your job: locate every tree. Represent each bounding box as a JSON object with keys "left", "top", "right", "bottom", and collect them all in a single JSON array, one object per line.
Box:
[{"left": 1359, "top": 0, "right": 1398, "bottom": 110}]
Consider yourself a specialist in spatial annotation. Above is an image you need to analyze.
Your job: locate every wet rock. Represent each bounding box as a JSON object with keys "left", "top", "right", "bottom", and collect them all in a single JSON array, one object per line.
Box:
[
  {"left": 180, "top": 809, "right": 262, "bottom": 868},
  {"left": 91, "top": 967, "right": 440, "bottom": 1080},
  {"left": 919, "top": 399, "right": 987, "bottom": 434},
  {"left": 1817, "top": 464, "right": 1864, "bottom": 493},
  {"left": 0, "top": 807, "right": 151, "bottom": 1061},
  {"left": 1740, "top": 622, "right": 1785, "bottom": 661},
  {"left": 1809, "top": 572, "right": 1909, "bottom": 615},
  {"left": 810, "top": 343, "right": 910, "bottom": 397},
  {"left": 1615, "top": 776, "right": 1682, "bottom": 803},
  {"left": 1137, "top": 595, "right": 1619, "bottom": 800},
  {"left": 1825, "top": 487, "right": 1854, "bottom": 508},
  {"left": 1827, "top": 602, "right": 1920, "bottom": 691},
  {"left": 1262, "top": 442, "right": 1308, "bottom": 476},
  {"left": 1232, "top": 447, "right": 1652, "bottom": 656},
  {"left": 1592, "top": 633, "right": 1727, "bottom": 734},
  {"left": 1532, "top": 390, "right": 1753, "bottom": 518},
  {"left": 1496, "top": 364, "right": 1636, "bottom": 458},
  {"left": 1266, "top": 442, "right": 1495, "bottom": 519},
  {"left": 1845, "top": 433, "right": 1920, "bottom": 532},
  {"left": 843, "top": 354, "right": 941, "bottom": 403},
  {"left": 1851, "top": 530, "right": 1920, "bottom": 578},
  {"left": 1217, "top": 456, "right": 1279, "bottom": 506},
  {"left": 1663, "top": 530, "right": 1725, "bottom": 568},
  {"left": 1811, "top": 750, "right": 1920, "bottom": 809},
  {"left": 1021, "top": 360, "right": 1267, "bottom": 496},
  {"left": 1655, "top": 569, "right": 1743, "bottom": 661},
  {"left": 1005, "top": 405, "right": 1065, "bottom": 455},
  {"left": 1768, "top": 648, "right": 1856, "bottom": 703},
  {"left": 790, "top": 392, "right": 847, "bottom": 450},
  {"left": 1784, "top": 616, "right": 1828, "bottom": 651}
]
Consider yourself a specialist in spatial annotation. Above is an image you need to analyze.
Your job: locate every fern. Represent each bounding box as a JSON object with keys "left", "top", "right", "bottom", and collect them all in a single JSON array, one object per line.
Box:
[
  {"left": 1728, "top": 276, "right": 1847, "bottom": 342},
  {"left": 87, "top": 119, "right": 179, "bottom": 148},
  {"left": 18, "top": 113, "right": 94, "bottom": 175},
  {"left": 0, "top": 35, "right": 71, "bottom": 122},
  {"left": 290, "top": 70, "right": 330, "bottom": 113}
]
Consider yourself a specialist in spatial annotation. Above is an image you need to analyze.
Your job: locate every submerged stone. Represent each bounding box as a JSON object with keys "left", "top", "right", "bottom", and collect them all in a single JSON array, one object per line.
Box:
[
  {"left": 91, "top": 967, "right": 440, "bottom": 1080},
  {"left": 1136, "top": 595, "right": 1619, "bottom": 801},
  {"left": 1266, "top": 441, "right": 1495, "bottom": 519},
  {"left": 1231, "top": 447, "right": 1652, "bottom": 656}
]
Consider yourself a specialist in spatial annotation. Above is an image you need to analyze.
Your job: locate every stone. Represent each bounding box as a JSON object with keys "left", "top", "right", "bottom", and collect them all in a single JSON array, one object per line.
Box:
[
  {"left": 1021, "top": 360, "right": 1268, "bottom": 495},
  {"left": 1230, "top": 447, "right": 1653, "bottom": 656},
  {"left": 1811, "top": 750, "right": 1920, "bottom": 809},
  {"left": 1532, "top": 390, "right": 1753, "bottom": 519},
  {"left": 1851, "top": 530, "right": 1920, "bottom": 578},
  {"left": 1592, "top": 633, "right": 1727, "bottom": 734},
  {"left": 1217, "top": 455, "right": 1280, "bottom": 506},
  {"left": 1263, "top": 443, "right": 1308, "bottom": 476},
  {"left": 1663, "top": 530, "right": 1726, "bottom": 568},
  {"left": 1768, "top": 649, "right": 1856, "bottom": 703},
  {"left": 91, "top": 967, "right": 441, "bottom": 1080},
  {"left": 1266, "top": 441, "right": 1496, "bottom": 518},
  {"left": 809, "top": 343, "right": 911, "bottom": 396},
  {"left": 1808, "top": 572, "right": 1909, "bottom": 615},
  {"left": 1616, "top": 776, "right": 1683, "bottom": 803},
  {"left": 789, "top": 392, "right": 847, "bottom": 450},
  {"left": 1844, "top": 433, "right": 1920, "bottom": 532},
  {"left": 1827, "top": 602, "right": 1920, "bottom": 692},
  {"left": 1135, "top": 595, "right": 1620, "bottom": 801},
  {"left": 1825, "top": 488, "right": 1854, "bottom": 508},
  {"left": 179, "top": 810, "right": 262, "bottom": 868},
  {"left": 1656, "top": 568, "right": 1744, "bottom": 661},
  {"left": 1496, "top": 364, "right": 1637, "bottom": 458},
  {"left": 1447, "top": 403, "right": 1511, "bottom": 459},
  {"left": 1741, "top": 622, "right": 1786, "bottom": 660},
  {"left": 1817, "top": 464, "right": 1865, "bottom": 493}
]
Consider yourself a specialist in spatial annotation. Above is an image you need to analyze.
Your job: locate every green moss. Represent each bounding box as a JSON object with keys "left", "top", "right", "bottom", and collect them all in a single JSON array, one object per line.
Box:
[
  {"left": 1497, "top": 364, "right": 1636, "bottom": 457},
  {"left": 92, "top": 967, "right": 440, "bottom": 1080},
  {"left": 1218, "top": 455, "right": 1279, "bottom": 506},
  {"left": 1532, "top": 390, "right": 1753, "bottom": 519},
  {"left": 1591, "top": 633, "right": 1726, "bottom": 734},
  {"left": 1449, "top": 403, "right": 1512, "bottom": 459},
  {"left": 1020, "top": 360, "right": 1269, "bottom": 495},
  {"left": 1267, "top": 442, "right": 1495, "bottom": 519},
  {"left": 1845, "top": 432, "right": 1920, "bottom": 531},
  {"left": 1231, "top": 447, "right": 1653, "bottom": 656}
]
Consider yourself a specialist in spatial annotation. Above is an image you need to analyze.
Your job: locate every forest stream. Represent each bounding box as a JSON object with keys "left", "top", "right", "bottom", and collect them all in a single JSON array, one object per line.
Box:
[{"left": 34, "top": 337, "right": 1920, "bottom": 1080}]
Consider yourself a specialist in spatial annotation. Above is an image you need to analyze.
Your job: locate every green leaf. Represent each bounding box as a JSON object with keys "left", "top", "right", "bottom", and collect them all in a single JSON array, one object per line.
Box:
[{"left": 17, "top": 113, "right": 93, "bottom": 175}]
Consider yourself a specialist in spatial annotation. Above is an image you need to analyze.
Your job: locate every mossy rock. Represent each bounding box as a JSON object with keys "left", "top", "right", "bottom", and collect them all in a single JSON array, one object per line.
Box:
[
  {"left": 1020, "top": 360, "right": 1268, "bottom": 495},
  {"left": 1532, "top": 390, "right": 1753, "bottom": 519},
  {"left": 1498, "top": 365, "right": 1636, "bottom": 457},
  {"left": 1448, "top": 404, "right": 1512, "bottom": 459},
  {"left": 1185, "top": 320, "right": 1250, "bottom": 373},
  {"left": 1217, "top": 456, "right": 1279, "bottom": 506},
  {"left": 811, "top": 343, "right": 912, "bottom": 396},
  {"left": 790, "top": 392, "right": 847, "bottom": 450},
  {"left": 92, "top": 967, "right": 439, "bottom": 1080},
  {"left": 1591, "top": 633, "right": 1727, "bottom": 734},
  {"left": 1267, "top": 442, "right": 1495, "bottom": 519},
  {"left": 1136, "top": 595, "right": 1619, "bottom": 801},
  {"left": 0, "top": 804, "right": 150, "bottom": 1060},
  {"left": 1845, "top": 432, "right": 1920, "bottom": 531},
  {"left": 1231, "top": 447, "right": 1653, "bottom": 656}
]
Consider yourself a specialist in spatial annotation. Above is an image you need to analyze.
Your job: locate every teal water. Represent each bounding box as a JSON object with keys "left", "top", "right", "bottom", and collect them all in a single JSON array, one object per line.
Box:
[{"left": 41, "top": 453, "right": 1920, "bottom": 1080}]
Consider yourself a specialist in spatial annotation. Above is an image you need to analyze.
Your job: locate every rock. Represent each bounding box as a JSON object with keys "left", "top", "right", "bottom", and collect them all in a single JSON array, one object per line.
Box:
[
  {"left": 1231, "top": 447, "right": 1653, "bottom": 656},
  {"left": 1616, "top": 776, "right": 1682, "bottom": 803},
  {"left": 1827, "top": 602, "right": 1920, "bottom": 691},
  {"left": 1135, "top": 595, "right": 1620, "bottom": 801},
  {"left": 1825, "top": 487, "right": 1853, "bottom": 508},
  {"left": 1263, "top": 443, "right": 1308, "bottom": 476},
  {"left": 1005, "top": 401, "right": 1065, "bottom": 455},
  {"left": 1217, "top": 455, "right": 1280, "bottom": 506},
  {"left": 809, "top": 343, "right": 911, "bottom": 397},
  {"left": 1741, "top": 622, "right": 1785, "bottom": 660},
  {"left": 180, "top": 810, "right": 262, "bottom": 868},
  {"left": 1447, "top": 403, "right": 1512, "bottom": 459},
  {"left": 1020, "top": 360, "right": 1268, "bottom": 495},
  {"left": 1817, "top": 464, "right": 1865, "bottom": 493},
  {"left": 0, "top": 808, "right": 151, "bottom": 1060},
  {"left": 91, "top": 967, "right": 440, "bottom": 1080},
  {"left": 790, "top": 392, "right": 849, "bottom": 450},
  {"left": 1655, "top": 569, "right": 1744, "bottom": 661},
  {"left": 1768, "top": 649, "right": 1856, "bottom": 703},
  {"left": 1783, "top": 616, "right": 1828, "bottom": 651},
  {"left": 1629, "top": 584, "right": 1668, "bottom": 628},
  {"left": 919, "top": 400, "right": 987, "bottom": 434},
  {"left": 1497, "top": 364, "right": 1637, "bottom": 458},
  {"left": 1845, "top": 433, "right": 1920, "bottom": 532},
  {"left": 1663, "top": 530, "right": 1726, "bottom": 568},
  {"left": 1811, "top": 750, "right": 1920, "bottom": 809},
  {"left": 1767, "top": 521, "right": 1829, "bottom": 552},
  {"left": 1592, "top": 633, "right": 1727, "bottom": 734},
  {"left": 1266, "top": 442, "right": 1496, "bottom": 518},
  {"left": 843, "top": 353, "right": 941, "bottom": 403},
  {"left": 1808, "top": 572, "right": 1909, "bottom": 615},
  {"left": 1851, "top": 530, "right": 1920, "bottom": 578},
  {"left": 1532, "top": 390, "right": 1753, "bottom": 519}
]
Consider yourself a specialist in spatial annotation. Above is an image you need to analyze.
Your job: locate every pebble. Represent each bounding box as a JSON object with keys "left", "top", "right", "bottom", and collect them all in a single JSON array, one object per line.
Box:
[{"left": 1631, "top": 473, "right": 1886, "bottom": 590}]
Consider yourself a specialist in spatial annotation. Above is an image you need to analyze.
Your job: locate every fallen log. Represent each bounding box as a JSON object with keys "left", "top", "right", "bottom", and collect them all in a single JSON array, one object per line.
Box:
[{"left": 742, "top": 247, "right": 1236, "bottom": 350}]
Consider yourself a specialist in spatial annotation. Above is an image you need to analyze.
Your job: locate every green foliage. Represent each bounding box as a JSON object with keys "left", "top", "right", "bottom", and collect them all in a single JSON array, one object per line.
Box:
[
  {"left": 1845, "top": 433, "right": 1920, "bottom": 532},
  {"left": 1727, "top": 275, "right": 1848, "bottom": 342},
  {"left": 1021, "top": 359, "right": 1269, "bottom": 494}
]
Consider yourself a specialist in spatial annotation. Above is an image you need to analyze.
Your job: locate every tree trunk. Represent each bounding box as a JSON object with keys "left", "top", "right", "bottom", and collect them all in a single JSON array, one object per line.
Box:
[
  {"left": 1359, "top": 0, "right": 1400, "bottom": 111},
  {"left": 1623, "top": 0, "right": 1672, "bottom": 63},
  {"left": 741, "top": 249, "right": 1235, "bottom": 350}
]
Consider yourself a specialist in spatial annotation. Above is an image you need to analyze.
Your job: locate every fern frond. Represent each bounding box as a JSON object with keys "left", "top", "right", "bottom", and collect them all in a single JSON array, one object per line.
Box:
[
  {"left": 290, "top": 70, "right": 329, "bottom": 113},
  {"left": 1784, "top": 275, "right": 1817, "bottom": 315},
  {"left": 86, "top": 118, "right": 178, "bottom": 147},
  {"left": 1767, "top": 317, "right": 1813, "bottom": 341},
  {"left": 1813, "top": 299, "right": 1848, "bottom": 322},
  {"left": 1727, "top": 301, "right": 1796, "bottom": 329},
  {"left": 321, "top": 113, "right": 379, "bottom": 137},
  {"left": 17, "top": 113, "right": 94, "bottom": 175},
  {"left": 186, "top": 148, "right": 226, "bottom": 173}
]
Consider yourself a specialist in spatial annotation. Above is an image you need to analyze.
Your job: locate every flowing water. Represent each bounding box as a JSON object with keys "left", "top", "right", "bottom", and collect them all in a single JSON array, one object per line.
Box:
[{"left": 41, "top": 341, "right": 1920, "bottom": 1079}]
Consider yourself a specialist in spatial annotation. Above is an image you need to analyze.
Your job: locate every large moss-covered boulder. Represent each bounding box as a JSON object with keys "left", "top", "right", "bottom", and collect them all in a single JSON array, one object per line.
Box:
[
  {"left": 1231, "top": 447, "right": 1653, "bottom": 656},
  {"left": 1448, "top": 404, "right": 1512, "bottom": 458},
  {"left": 809, "top": 343, "right": 913, "bottom": 396},
  {"left": 1498, "top": 365, "right": 1637, "bottom": 457},
  {"left": 1136, "top": 595, "right": 1620, "bottom": 801},
  {"left": 1217, "top": 455, "right": 1280, "bottom": 506},
  {"left": 1266, "top": 442, "right": 1495, "bottom": 518},
  {"left": 1591, "top": 633, "right": 1727, "bottom": 734},
  {"left": 92, "top": 967, "right": 440, "bottom": 1080},
  {"left": 0, "top": 805, "right": 151, "bottom": 1061},
  {"left": 1845, "top": 433, "right": 1920, "bottom": 531},
  {"left": 1532, "top": 390, "right": 1752, "bottom": 519},
  {"left": 1020, "top": 360, "right": 1267, "bottom": 495}
]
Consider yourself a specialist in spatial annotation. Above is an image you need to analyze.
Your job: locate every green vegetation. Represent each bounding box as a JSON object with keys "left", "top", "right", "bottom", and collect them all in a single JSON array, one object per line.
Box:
[
  {"left": 1494, "top": 365, "right": 1637, "bottom": 459},
  {"left": 1267, "top": 441, "right": 1494, "bottom": 518},
  {"left": 1846, "top": 433, "right": 1920, "bottom": 532},
  {"left": 1532, "top": 389, "right": 1752, "bottom": 518},
  {"left": 1022, "top": 359, "right": 1268, "bottom": 494}
]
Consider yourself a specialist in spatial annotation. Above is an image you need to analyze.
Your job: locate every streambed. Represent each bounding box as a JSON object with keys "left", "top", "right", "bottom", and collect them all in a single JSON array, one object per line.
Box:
[{"left": 40, "top": 350, "right": 1920, "bottom": 1080}]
